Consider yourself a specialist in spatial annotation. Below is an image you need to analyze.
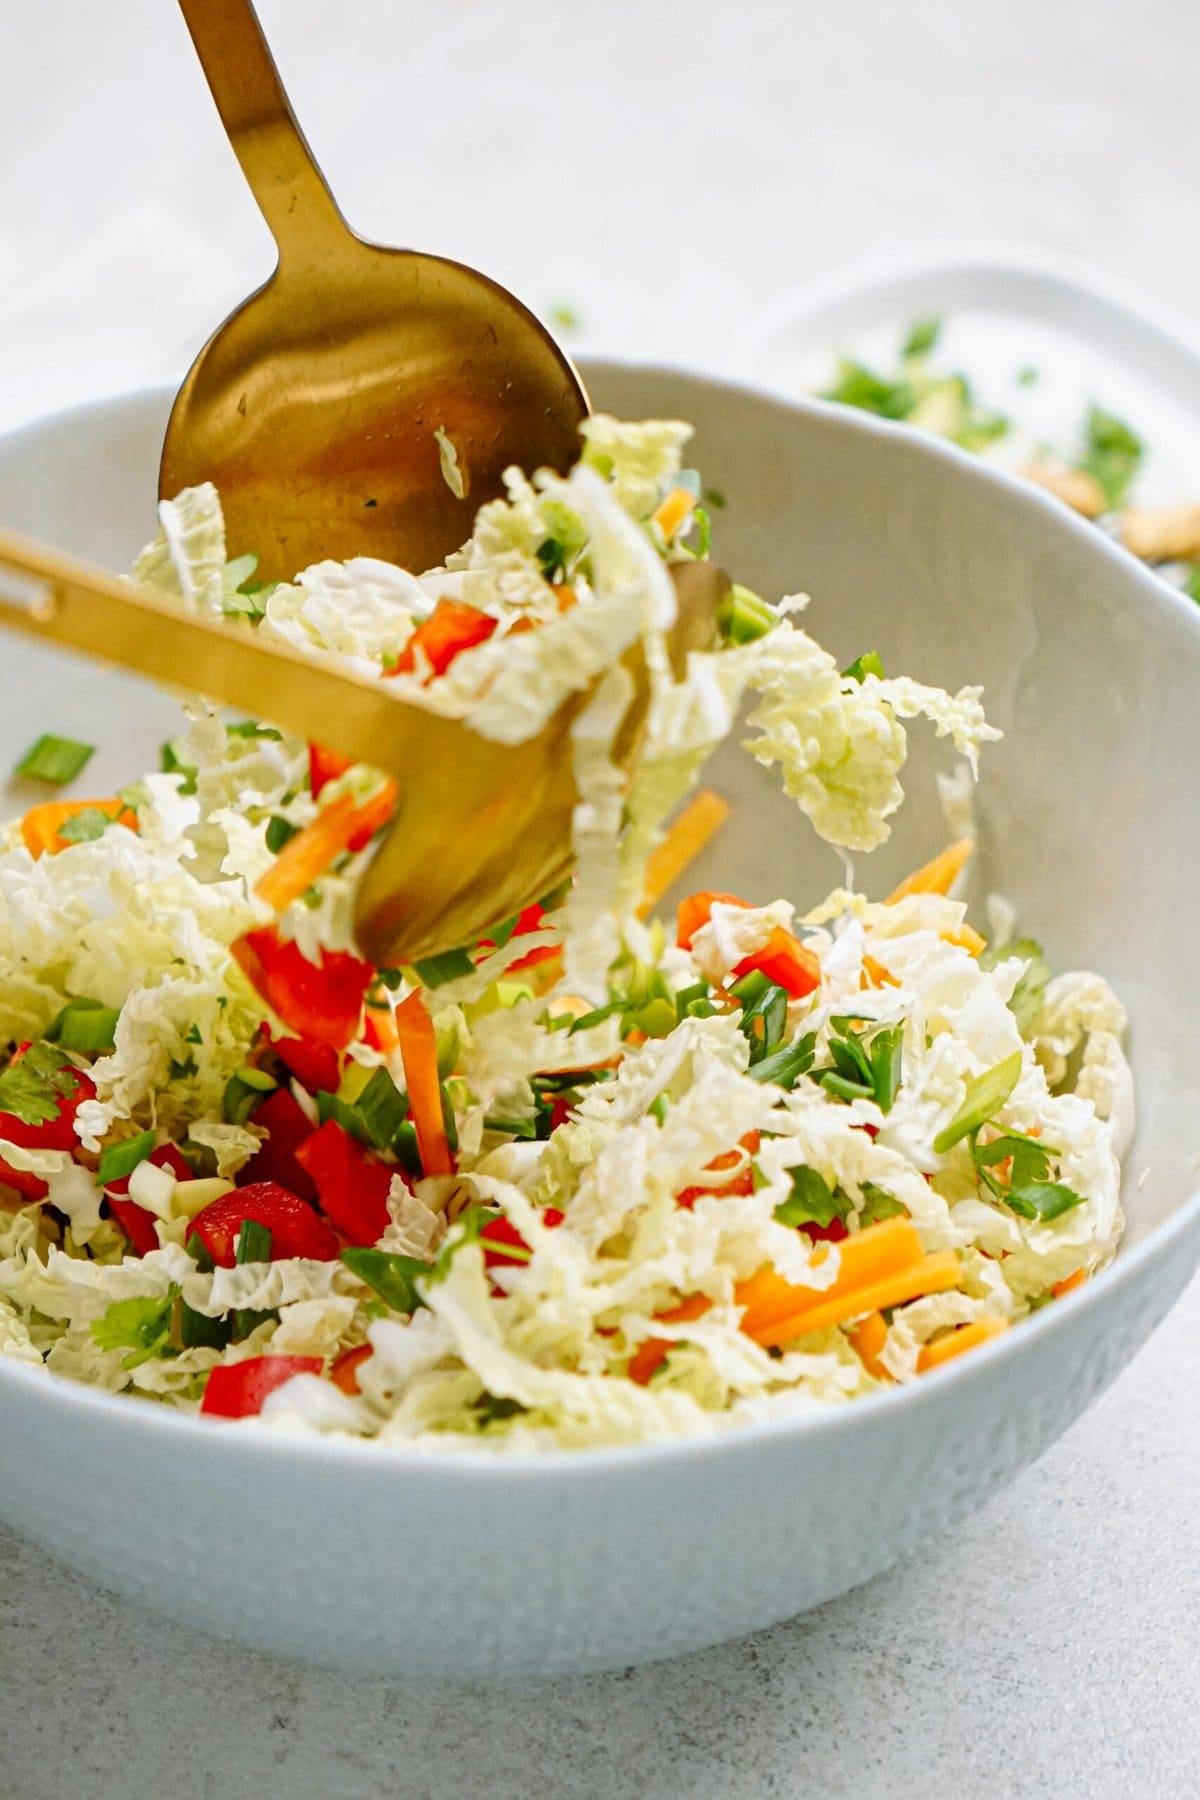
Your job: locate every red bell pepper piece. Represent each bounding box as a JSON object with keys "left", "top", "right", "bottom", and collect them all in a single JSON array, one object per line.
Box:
[
  {"left": 503, "top": 902, "right": 560, "bottom": 973},
  {"left": 294, "top": 1118, "right": 394, "bottom": 1247},
  {"left": 233, "top": 927, "right": 373, "bottom": 1049},
  {"left": 106, "top": 1143, "right": 193, "bottom": 1257},
  {"left": 239, "top": 1086, "right": 320, "bottom": 1204},
  {"left": 308, "top": 742, "right": 351, "bottom": 799},
  {"left": 187, "top": 1181, "right": 340, "bottom": 1268},
  {"left": 386, "top": 599, "right": 497, "bottom": 682},
  {"left": 262, "top": 1024, "right": 341, "bottom": 1096},
  {"left": 731, "top": 927, "right": 821, "bottom": 999},
  {"left": 0, "top": 1046, "right": 94, "bottom": 1200},
  {"left": 200, "top": 1354, "right": 323, "bottom": 1418},
  {"left": 675, "top": 890, "right": 750, "bottom": 951},
  {"left": 480, "top": 1206, "right": 564, "bottom": 1268},
  {"left": 676, "top": 1131, "right": 760, "bottom": 1210}
]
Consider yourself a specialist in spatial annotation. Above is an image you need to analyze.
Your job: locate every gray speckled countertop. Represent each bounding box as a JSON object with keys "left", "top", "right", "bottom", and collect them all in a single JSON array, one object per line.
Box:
[{"left": 2, "top": 2, "right": 1200, "bottom": 1793}]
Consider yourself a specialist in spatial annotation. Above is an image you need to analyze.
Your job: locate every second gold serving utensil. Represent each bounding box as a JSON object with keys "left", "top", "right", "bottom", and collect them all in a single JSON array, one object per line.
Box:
[
  {"left": 0, "top": 529, "right": 726, "bottom": 963},
  {"left": 162, "top": 0, "right": 589, "bottom": 580}
]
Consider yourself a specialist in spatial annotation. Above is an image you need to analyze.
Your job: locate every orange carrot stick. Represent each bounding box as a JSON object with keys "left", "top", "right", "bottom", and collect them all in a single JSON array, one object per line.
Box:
[
  {"left": 749, "top": 1251, "right": 961, "bottom": 1349},
  {"left": 395, "top": 988, "right": 453, "bottom": 1177},
  {"left": 256, "top": 779, "right": 397, "bottom": 913},
  {"left": 916, "top": 1315, "right": 1009, "bottom": 1372},
  {"left": 846, "top": 1310, "right": 891, "bottom": 1380},
  {"left": 637, "top": 789, "right": 731, "bottom": 919},
  {"left": 885, "top": 837, "right": 974, "bottom": 904},
  {"left": 735, "top": 1217, "right": 924, "bottom": 1337},
  {"left": 1052, "top": 1268, "right": 1087, "bottom": 1299},
  {"left": 652, "top": 486, "right": 697, "bottom": 540}
]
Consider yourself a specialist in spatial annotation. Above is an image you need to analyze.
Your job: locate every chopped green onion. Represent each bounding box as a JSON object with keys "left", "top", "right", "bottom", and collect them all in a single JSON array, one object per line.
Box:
[
  {"left": 97, "top": 1129, "right": 157, "bottom": 1185},
  {"left": 717, "top": 584, "right": 776, "bottom": 645},
  {"left": 226, "top": 719, "right": 282, "bottom": 740},
  {"left": 842, "top": 650, "right": 885, "bottom": 683},
  {"left": 340, "top": 1246, "right": 430, "bottom": 1314},
  {"left": 440, "top": 1083, "right": 459, "bottom": 1153},
  {"left": 222, "top": 1065, "right": 277, "bottom": 1125},
  {"left": 180, "top": 1302, "right": 230, "bottom": 1350},
  {"left": 355, "top": 1066, "right": 408, "bottom": 1150},
  {"left": 265, "top": 815, "right": 299, "bottom": 854},
  {"left": 820, "top": 1072, "right": 874, "bottom": 1103},
  {"left": 729, "top": 968, "right": 770, "bottom": 1006},
  {"left": 46, "top": 997, "right": 120, "bottom": 1052},
  {"left": 392, "top": 1119, "right": 422, "bottom": 1177},
  {"left": 933, "top": 1050, "right": 1023, "bottom": 1154},
  {"left": 14, "top": 733, "right": 95, "bottom": 786},
  {"left": 414, "top": 947, "right": 476, "bottom": 987},
  {"left": 748, "top": 1033, "right": 816, "bottom": 1089},
  {"left": 316, "top": 1088, "right": 372, "bottom": 1144},
  {"left": 569, "top": 999, "right": 622, "bottom": 1035},
  {"left": 901, "top": 316, "right": 942, "bottom": 360},
  {"left": 236, "top": 1219, "right": 273, "bottom": 1265}
]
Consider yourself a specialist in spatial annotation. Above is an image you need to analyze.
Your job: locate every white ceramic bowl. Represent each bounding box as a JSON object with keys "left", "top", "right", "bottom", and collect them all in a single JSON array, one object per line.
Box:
[{"left": 2, "top": 367, "right": 1199, "bottom": 1679}]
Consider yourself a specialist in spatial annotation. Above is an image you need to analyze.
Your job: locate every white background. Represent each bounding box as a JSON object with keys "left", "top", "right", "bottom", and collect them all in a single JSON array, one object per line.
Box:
[{"left": 2, "top": 2, "right": 1199, "bottom": 1795}]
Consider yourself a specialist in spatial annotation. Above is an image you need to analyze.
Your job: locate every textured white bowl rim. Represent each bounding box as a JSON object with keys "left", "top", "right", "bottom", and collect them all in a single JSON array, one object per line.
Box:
[{"left": 1, "top": 368, "right": 1198, "bottom": 1480}]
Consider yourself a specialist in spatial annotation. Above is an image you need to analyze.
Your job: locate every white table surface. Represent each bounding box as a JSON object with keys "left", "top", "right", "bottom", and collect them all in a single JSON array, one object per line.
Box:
[{"left": 2, "top": 2, "right": 1199, "bottom": 1794}]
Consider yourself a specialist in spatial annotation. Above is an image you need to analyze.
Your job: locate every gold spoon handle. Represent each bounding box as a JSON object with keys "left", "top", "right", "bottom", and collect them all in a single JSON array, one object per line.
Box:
[
  {"left": 176, "top": 0, "right": 348, "bottom": 263},
  {"left": 0, "top": 526, "right": 406, "bottom": 775}
]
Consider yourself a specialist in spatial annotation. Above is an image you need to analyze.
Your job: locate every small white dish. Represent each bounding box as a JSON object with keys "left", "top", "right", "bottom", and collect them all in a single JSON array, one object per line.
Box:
[
  {"left": 729, "top": 243, "right": 1200, "bottom": 510},
  {"left": 1, "top": 367, "right": 1199, "bottom": 1678}
]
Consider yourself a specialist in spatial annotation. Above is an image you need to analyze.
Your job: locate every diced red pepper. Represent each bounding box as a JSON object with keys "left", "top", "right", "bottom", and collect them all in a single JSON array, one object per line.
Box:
[
  {"left": 731, "top": 926, "right": 821, "bottom": 999},
  {"left": 386, "top": 599, "right": 497, "bottom": 682},
  {"left": 262, "top": 1024, "right": 342, "bottom": 1096},
  {"left": 675, "top": 890, "right": 750, "bottom": 951},
  {"left": 187, "top": 1180, "right": 340, "bottom": 1268},
  {"left": 239, "top": 1086, "right": 320, "bottom": 1204},
  {"left": 676, "top": 1131, "right": 760, "bottom": 1210},
  {"left": 503, "top": 902, "right": 560, "bottom": 973},
  {"left": 802, "top": 1217, "right": 849, "bottom": 1244},
  {"left": 233, "top": 927, "right": 373, "bottom": 1049},
  {"left": 330, "top": 1342, "right": 372, "bottom": 1396},
  {"left": 480, "top": 1206, "right": 564, "bottom": 1269},
  {"left": 308, "top": 742, "right": 351, "bottom": 799},
  {"left": 293, "top": 1118, "right": 394, "bottom": 1247},
  {"left": 106, "top": 1143, "right": 193, "bottom": 1257},
  {"left": 200, "top": 1355, "right": 323, "bottom": 1418},
  {"left": 0, "top": 1046, "right": 95, "bottom": 1200}
]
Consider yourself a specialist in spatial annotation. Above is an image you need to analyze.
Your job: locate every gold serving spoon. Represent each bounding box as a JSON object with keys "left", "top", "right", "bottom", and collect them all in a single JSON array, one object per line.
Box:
[
  {"left": 0, "top": 0, "right": 727, "bottom": 962},
  {"left": 163, "top": 0, "right": 589, "bottom": 579},
  {"left": 0, "top": 533, "right": 725, "bottom": 962}
]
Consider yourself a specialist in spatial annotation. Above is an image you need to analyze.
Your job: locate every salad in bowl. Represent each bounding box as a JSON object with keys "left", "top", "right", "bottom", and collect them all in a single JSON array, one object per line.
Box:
[{"left": 0, "top": 416, "right": 1132, "bottom": 1449}]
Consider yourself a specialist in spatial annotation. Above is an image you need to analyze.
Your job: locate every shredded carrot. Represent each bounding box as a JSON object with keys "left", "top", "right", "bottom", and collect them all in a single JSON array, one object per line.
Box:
[
  {"left": 256, "top": 779, "right": 397, "bottom": 913},
  {"left": 652, "top": 486, "right": 697, "bottom": 540},
  {"left": 862, "top": 954, "right": 901, "bottom": 989},
  {"left": 749, "top": 1251, "right": 961, "bottom": 1350},
  {"left": 637, "top": 789, "right": 731, "bottom": 918},
  {"left": 846, "top": 1310, "right": 891, "bottom": 1380},
  {"left": 627, "top": 1294, "right": 712, "bottom": 1386},
  {"left": 941, "top": 923, "right": 986, "bottom": 957},
  {"left": 21, "top": 797, "right": 138, "bottom": 860},
  {"left": 330, "top": 1343, "right": 372, "bottom": 1395},
  {"left": 916, "top": 1315, "right": 1009, "bottom": 1372},
  {"left": 886, "top": 837, "right": 974, "bottom": 905},
  {"left": 395, "top": 988, "right": 454, "bottom": 1176},
  {"left": 552, "top": 583, "right": 577, "bottom": 613},
  {"left": 736, "top": 1217, "right": 924, "bottom": 1337},
  {"left": 1052, "top": 1268, "right": 1087, "bottom": 1299}
]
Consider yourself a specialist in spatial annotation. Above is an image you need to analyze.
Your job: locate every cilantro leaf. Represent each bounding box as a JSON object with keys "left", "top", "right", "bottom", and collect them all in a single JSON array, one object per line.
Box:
[
  {"left": 56, "top": 807, "right": 114, "bottom": 845},
  {"left": 91, "top": 1285, "right": 180, "bottom": 1369},
  {"left": 0, "top": 1042, "right": 80, "bottom": 1127},
  {"left": 340, "top": 1247, "right": 431, "bottom": 1314},
  {"left": 901, "top": 316, "right": 942, "bottom": 360},
  {"left": 774, "top": 1165, "right": 848, "bottom": 1229},
  {"left": 1080, "top": 405, "right": 1143, "bottom": 510},
  {"left": 859, "top": 1182, "right": 907, "bottom": 1224},
  {"left": 823, "top": 358, "right": 916, "bottom": 421}
]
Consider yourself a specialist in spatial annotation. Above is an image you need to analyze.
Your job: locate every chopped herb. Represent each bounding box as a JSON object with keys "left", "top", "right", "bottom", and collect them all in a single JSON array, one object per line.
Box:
[
  {"left": 46, "top": 997, "right": 120, "bottom": 1052},
  {"left": 774, "top": 1164, "right": 847, "bottom": 1229},
  {"left": 843, "top": 650, "right": 885, "bottom": 683},
  {"left": 901, "top": 316, "right": 942, "bottom": 360},
  {"left": 160, "top": 737, "right": 198, "bottom": 795},
  {"left": 97, "top": 1129, "right": 157, "bottom": 1185},
  {"left": 168, "top": 1054, "right": 198, "bottom": 1082},
  {"left": 859, "top": 1182, "right": 907, "bottom": 1224},
  {"left": 186, "top": 1024, "right": 203, "bottom": 1045},
  {"left": 729, "top": 968, "right": 770, "bottom": 1006},
  {"left": 1186, "top": 563, "right": 1200, "bottom": 605},
  {"left": 440, "top": 1084, "right": 459, "bottom": 1153},
  {"left": 718, "top": 583, "right": 777, "bottom": 644},
  {"left": 704, "top": 488, "right": 727, "bottom": 510},
  {"left": 0, "top": 1041, "right": 80, "bottom": 1127},
  {"left": 933, "top": 1050, "right": 1023, "bottom": 1154},
  {"left": 180, "top": 1301, "right": 231, "bottom": 1350},
  {"left": 316, "top": 1087, "right": 372, "bottom": 1144},
  {"left": 548, "top": 301, "right": 582, "bottom": 333},
  {"left": 474, "top": 1393, "right": 526, "bottom": 1425},
  {"left": 485, "top": 1114, "right": 541, "bottom": 1140},
  {"left": 265, "top": 815, "right": 299, "bottom": 854},
  {"left": 91, "top": 1284, "right": 180, "bottom": 1369},
  {"left": 817, "top": 1021, "right": 903, "bottom": 1113},
  {"left": 747, "top": 1032, "right": 817, "bottom": 1089},
  {"left": 971, "top": 1128, "right": 1085, "bottom": 1221},
  {"left": 222, "top": 1065, "right": 277, "bottom": 1125},
  {"left": 823, "top": 358, "right": 916, "bottom": 421},
  {"left": 14, "top": 733, "right": 95, "bottom": 786},
  {"left": 648, "top": 1093, "right": 670, "bottom": 1126},
  {"left": 354, "top": 1066, "right": 408, "bottom": 1150},
  {"left": 376, "top": 966, "right": 404, "bottom": 991},
  {"left": 980, "top": 936, "right": 1049, "bottom": 1034},
  {"left": 568, "top": 999, "right": 623, "bottom": 1035},
  {"left": 391, "top": 1119, "right": 422, "bottom": 1177},
  {"left": 414, "top": 947, "right": 476, "bottom": 987},
  {"left": 739, "top": 981, "right": 789, "bottom": 1064},
  {"left": 236, "top": 1218, "right": 273, "bottom": 1265},
  {"left": 56, "top": 807, "right": 114, "bottom": 845},
  {"left": 226, "top": 719, "right": 282, "bottom": 740},
  {"left": 341, "top": 1246, "right": 431, "bottom": 1314},
  {"left": 1079, "top": 405, "right": 1143, "bottom": 510}
]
